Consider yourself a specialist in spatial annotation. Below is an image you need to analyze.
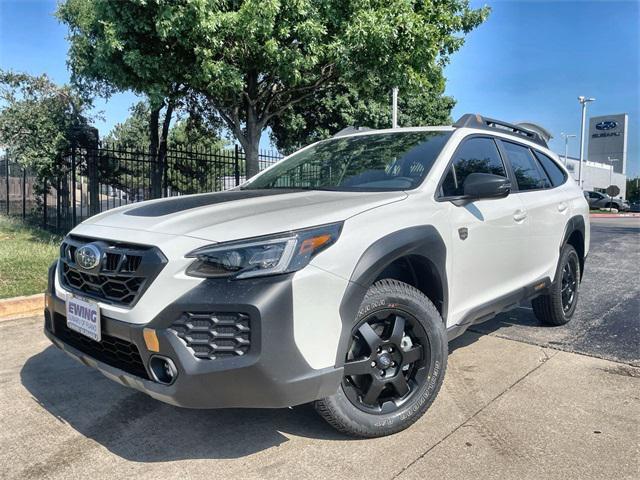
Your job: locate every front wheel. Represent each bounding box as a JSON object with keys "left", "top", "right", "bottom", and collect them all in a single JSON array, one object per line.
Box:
[
  {"left": 314, "top": 279, "right": 447, "bottom": 438},
  {"left": 532, "top": 244, "right": 581, "bottom": 326}
]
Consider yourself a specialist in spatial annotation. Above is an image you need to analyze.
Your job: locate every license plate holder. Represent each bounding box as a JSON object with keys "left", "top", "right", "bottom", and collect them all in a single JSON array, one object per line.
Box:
[{"left": 66, "top": 296, "right": 101, "bottom": 342}]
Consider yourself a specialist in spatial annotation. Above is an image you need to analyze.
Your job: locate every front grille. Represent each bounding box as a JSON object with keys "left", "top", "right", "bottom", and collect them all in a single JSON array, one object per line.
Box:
[
  {"left": 170, "top": 312, "right": 251, "bottom": 359},
  {"left": 59, "top": 236, "right": 166, "bottom": 307},
  {"left": 53, "top": 313, "right": 149, "bottom": 379}
]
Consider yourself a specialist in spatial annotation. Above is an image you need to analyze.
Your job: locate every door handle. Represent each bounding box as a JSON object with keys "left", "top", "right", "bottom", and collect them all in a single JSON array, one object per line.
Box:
[
  {"left": 513, "top": 209, "right": 527, "bottom": 222},
  {"left": 558, "top": 202, "right": 568, "bottom": 213}
]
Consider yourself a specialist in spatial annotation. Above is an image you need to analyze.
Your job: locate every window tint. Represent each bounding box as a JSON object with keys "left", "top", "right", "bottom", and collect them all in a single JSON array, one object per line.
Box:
[
  {"left": 534, "top": 151, "right": 566, "bottom": 187},
  {"left": 441, "top": 137, "right": 507, "bottom": 197},
  {"left": 502, "top": 142, "right": 550, "bottom": 190}
]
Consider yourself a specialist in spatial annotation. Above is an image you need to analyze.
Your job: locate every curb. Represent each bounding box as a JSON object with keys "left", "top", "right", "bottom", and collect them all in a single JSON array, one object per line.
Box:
[
  {"left": 0, "top": 294, "right": 44, "bottom": 321},
  {"left": 591, "top": 213, "right": 640, "bottom": 218}
]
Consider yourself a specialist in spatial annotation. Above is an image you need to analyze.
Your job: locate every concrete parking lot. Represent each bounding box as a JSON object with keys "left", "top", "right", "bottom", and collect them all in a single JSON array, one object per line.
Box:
[{"left": 1, "top": 217, "right": 638, "bottom": 480}]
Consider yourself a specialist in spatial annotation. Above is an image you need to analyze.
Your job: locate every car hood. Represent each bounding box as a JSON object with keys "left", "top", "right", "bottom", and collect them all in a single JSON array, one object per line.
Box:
[{"left": 81, "top": 189, "right": 407, "bottom": 242}]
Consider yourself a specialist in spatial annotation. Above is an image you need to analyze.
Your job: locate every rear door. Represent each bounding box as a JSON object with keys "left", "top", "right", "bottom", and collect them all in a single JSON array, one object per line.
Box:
[
  {"left": 498, "top": 141, "right": 569, "bottom": 282},
  {"left": 439, "top": 136, "right": 530, "bottom": 326}
]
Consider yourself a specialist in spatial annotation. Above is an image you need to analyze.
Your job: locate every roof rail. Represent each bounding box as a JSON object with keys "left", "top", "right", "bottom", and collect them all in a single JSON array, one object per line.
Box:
[
  {"left": 453, "top": 113, "right": 548, "bottom": 148},
  {"left": 333, "top": 126, "right": 372, "bottom": 138}
]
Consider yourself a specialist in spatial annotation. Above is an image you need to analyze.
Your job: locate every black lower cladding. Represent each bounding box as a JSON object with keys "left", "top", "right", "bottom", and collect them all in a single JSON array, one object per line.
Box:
[
  {"left": 49, "top": 312, "right": 149, "bottom": 379},
  {"left": 45, "top": 269, "right": 343, "bottom": 408}
]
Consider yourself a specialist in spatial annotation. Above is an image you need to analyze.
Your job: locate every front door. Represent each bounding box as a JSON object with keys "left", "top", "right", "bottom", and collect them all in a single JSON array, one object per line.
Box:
[{"left": 438, "top": 136, "right": 530, "bottom": 327}]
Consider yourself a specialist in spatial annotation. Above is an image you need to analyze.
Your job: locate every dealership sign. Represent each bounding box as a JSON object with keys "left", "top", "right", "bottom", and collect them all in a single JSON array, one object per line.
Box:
[{"left": 587, "top": 113, "right": 628, "bottom": 173}]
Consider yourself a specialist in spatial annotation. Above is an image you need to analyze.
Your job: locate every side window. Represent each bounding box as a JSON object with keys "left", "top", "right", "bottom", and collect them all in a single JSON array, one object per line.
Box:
[
  {"left": 502, "top": 142, "right": 551, "bottom": 191},
  {"left": 534, "top": 151, "right": 567, "bottom": 187},
  {"left": 441, "top": 137, "right": 507, "bottom": 197}
]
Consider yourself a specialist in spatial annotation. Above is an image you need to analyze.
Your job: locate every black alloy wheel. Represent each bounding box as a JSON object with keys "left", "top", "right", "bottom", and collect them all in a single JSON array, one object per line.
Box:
[
  {"left": 560, "top": 256, "right": 578, "bottom": 313},
  {"left": 532, "top": 244, "right": 581, "bottom": 326},
  {"left": 342, "top": 309, "right": 429, "bottom": 414}
]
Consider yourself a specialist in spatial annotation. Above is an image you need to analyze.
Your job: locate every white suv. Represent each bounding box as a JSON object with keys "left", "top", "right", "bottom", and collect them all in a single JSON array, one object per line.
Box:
[{"left": 44, "top": 114, "right": 589, "bottom": 437}]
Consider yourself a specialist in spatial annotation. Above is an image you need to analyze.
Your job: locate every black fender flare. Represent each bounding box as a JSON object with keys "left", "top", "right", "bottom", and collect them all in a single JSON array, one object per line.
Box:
[
  {"left": 335, "top": 226, "right": 447, "bottom": 366},
  {"left": 557, "top": 214, "right": 586, "bottom": 282}
]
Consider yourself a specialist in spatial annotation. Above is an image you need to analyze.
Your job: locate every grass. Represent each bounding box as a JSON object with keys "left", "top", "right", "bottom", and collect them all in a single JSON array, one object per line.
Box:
[{"left": 0, "top": 216, "right": 62, "bottom": 299}]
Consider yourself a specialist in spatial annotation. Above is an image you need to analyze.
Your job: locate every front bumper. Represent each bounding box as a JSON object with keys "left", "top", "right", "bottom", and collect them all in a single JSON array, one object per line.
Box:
[{"left": 45, "top": 263, "right": 343, "bottom": 408}]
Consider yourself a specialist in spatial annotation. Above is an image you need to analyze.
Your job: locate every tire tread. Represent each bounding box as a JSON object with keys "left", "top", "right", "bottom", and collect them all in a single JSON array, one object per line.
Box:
[{"left": 315, "top": 279, "right": 446, "bottom": 438}]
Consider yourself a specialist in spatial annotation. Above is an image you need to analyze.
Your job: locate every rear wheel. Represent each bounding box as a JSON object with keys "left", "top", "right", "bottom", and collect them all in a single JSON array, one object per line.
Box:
[
  {"left": 532, "top": 244, "right": 581, "bottom": 326},
  {"left": 315, "top": 279, "right": 447, "bottom": 438}
]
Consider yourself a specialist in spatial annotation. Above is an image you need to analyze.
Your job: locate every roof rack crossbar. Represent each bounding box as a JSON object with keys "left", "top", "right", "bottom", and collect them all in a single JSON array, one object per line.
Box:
[{"left": 453, "top": 113, "right": 548, "bottom": 147}]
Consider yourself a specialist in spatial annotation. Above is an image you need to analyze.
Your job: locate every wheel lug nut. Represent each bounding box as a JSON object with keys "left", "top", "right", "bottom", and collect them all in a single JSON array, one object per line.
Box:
[
  {"left": 391, "top": 361, "right": 396, "bottom": 367},
  {"left": 389, "top": 347, "right": 394, "bottom": 352},
  {"left": 371, "top": 361, "right": 376, "bottom": 368},
  {"left": 380, "top": 370, "right": 386, "bottom": 376}
]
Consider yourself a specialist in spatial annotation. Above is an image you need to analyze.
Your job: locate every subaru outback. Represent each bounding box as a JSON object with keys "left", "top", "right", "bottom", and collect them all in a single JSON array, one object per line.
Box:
[{"left": 44, "top": 114, "right": 589, "bottom": 437}]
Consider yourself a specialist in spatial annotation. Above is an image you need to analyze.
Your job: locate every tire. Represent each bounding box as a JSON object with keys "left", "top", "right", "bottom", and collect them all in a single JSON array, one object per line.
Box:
[
  {"left": 314, "top": 279, "right": 447, "bottom": 438},
  {"left": 532, "top": 244, "right": 581, "bottom": 326}
]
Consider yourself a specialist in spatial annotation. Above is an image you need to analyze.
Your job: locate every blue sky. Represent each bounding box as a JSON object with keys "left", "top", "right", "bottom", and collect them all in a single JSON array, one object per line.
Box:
[{"left": 1, "top": 0, "right": 638, "bottom": 175}]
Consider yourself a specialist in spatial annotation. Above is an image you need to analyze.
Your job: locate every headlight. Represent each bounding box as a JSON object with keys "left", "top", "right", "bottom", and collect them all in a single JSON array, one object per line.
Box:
[{"left": 185, "top": 222, "right": 343, "bottom": 279}]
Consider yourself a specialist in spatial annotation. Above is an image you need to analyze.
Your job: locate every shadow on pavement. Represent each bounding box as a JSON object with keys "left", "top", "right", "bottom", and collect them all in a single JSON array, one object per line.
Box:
[
  {"left": 20, "top": 346, "right": 350, "bottom": 462},
  {"left": 448, "top": 306, "right": 542, "bottom": 355}
]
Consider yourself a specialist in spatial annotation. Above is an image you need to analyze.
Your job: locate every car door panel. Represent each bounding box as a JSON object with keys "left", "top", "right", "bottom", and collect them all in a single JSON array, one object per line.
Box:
[
  {"left": 437, "top": 136, "right": 531, "bottom": 327},
  {"left": 500, "top": 142, "right": 571, "bottom": 283},
  {"left": 445, "top": 195, "right": 530, "bottom": 326}
]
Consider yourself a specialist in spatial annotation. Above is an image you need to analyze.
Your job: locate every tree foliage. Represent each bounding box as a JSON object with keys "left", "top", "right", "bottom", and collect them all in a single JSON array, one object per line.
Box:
[
  {"left": 269, "top": 82, "right": 456, "bottom": 154},
  {"left": 58, "top": 0, "right": 489, "bottom": 177},
  {"left": 0, "top": 70, "right": 92, "bottom": 180},
  {"left": 105, "top": 101, "right": 227, "bottom": 151},
  {"left": 626, "top": 177, "right": 639, "bottom": 202}
]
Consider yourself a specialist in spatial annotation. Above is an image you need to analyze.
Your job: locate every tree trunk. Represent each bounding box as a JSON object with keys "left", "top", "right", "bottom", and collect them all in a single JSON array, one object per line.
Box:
[
  {"left": 244, "top": 110, "right": 261, "bottom": 179},
  {"left": 149, "top": 106, "right": 162, "bottom": 198},
  {"left": 244, "top": 138, "right": 260, "bottom": 179},
  {"left": 158, "top": 100, "right": 174, "bottom": 196}
]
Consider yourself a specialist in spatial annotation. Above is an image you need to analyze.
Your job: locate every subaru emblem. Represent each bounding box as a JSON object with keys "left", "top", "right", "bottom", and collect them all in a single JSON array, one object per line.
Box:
[
  {"left": 75, "top": 244, "right": 102, "bottom": 270},
  {"left": 595, "top": 121, "right": 617, "bottom": 131}
]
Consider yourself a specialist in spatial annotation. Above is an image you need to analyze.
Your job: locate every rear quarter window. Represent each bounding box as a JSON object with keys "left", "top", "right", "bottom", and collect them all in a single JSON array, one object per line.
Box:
[
  {"left": 502, "top": 141, "right": 551, "bottom": 191},
  {"left": 534, "top": 151, "right": 567, "bottom": 187}
]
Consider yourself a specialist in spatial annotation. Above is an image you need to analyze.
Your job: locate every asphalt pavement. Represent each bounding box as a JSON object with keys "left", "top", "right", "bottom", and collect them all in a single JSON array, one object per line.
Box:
[
  {"left": 472, "top": 217, "right": 640, "bottom": 366},
  {"left": 0, "top": 216, "right": 638, "bottom": 479}
]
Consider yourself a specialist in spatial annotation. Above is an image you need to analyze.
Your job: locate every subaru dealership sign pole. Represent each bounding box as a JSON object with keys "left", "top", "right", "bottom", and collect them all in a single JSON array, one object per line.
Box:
[{"left": 578, "top": 96, "right": 595, "bottom": 189}]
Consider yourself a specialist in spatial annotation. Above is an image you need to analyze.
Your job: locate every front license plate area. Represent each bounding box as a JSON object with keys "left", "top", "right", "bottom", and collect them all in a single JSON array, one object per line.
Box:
[{"left": 66, "top": 296, "right": 101, "bottom": 342}]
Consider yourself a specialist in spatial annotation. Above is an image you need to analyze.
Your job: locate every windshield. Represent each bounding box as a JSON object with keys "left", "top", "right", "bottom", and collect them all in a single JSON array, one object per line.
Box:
[{"left": 243, "top": 131, "right": 452, "bottom": 191}]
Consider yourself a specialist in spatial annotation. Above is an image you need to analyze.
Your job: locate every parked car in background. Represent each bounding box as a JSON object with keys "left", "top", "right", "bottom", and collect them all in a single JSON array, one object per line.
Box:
[
  {"left": 583, "top": 191, "right": 629, "bottom": 211},
  {"left": 629, "top": 201, "right": 640, "bottom": 213}
]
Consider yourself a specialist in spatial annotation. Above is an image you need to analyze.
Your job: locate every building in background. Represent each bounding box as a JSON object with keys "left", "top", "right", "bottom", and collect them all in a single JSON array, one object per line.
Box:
[
  {"left": 561, "top": 156, "right": 627, "bottom": 199},
  {"left": 550, "top": 113, "right": 629, "bottom": 199}
]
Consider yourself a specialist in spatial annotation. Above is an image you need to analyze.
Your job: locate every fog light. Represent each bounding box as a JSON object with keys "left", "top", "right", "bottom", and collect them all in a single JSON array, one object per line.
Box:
[{"left": 149, "top": 356, "right": 177, "bottom": 385}]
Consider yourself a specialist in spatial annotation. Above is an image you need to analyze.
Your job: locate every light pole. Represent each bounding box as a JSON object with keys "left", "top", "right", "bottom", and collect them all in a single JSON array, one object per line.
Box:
[
  {"left": 578, "top": 96, "right": 595, "bottom": 189},
  {"left": 607, "top": 156, "right": 620, "bottom": 211},
  {"left": 561, "top": 132, "right": 576, "bottom": 166},
  {"left": 391, "top": 87, "right": 399, "bottom": 128}
]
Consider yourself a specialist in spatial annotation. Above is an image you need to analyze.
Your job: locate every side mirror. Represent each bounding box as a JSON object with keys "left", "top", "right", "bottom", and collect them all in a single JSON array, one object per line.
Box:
[{"left": 463, "top": 173, "right": 511, "bottom": 200}]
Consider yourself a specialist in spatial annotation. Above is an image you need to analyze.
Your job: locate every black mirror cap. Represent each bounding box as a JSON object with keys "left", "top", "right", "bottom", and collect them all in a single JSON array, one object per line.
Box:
[{"left": 463, "top": 173, "right": 511, "bottom": 200}]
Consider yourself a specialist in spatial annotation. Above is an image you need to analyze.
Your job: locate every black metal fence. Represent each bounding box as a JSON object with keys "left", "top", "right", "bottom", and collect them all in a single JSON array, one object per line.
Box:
[{"left": 1, "top": 144, "right": 281, "bottom": 234}]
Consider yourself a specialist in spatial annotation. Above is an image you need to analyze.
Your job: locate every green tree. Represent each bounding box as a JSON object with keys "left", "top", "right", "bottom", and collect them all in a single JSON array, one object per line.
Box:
[
  {"left": 58, "top": 0, "right": 488, "bottom": 178},
  {"left": 105, "top": 100, "right": 227, "bottom": 151},
  {"left": 104, "top": 101, "right": 151, "bottom": 148},
  {"left": 270, "top": 82, "right": 455, "bottom": 154},
  {"left": 626, "top": 177, "right": 639, "bottom": 202},
  {"left": 0, "top": 70, "right": 92, "bottom": 180},
  {"left": 57, "top": 0, "right": 196, "bottom": 196}
]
